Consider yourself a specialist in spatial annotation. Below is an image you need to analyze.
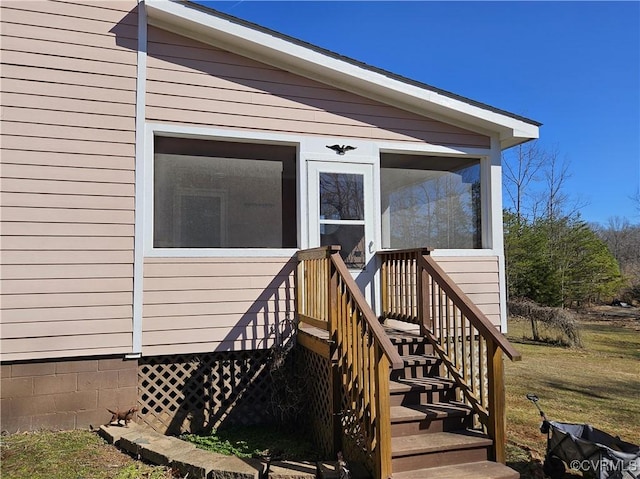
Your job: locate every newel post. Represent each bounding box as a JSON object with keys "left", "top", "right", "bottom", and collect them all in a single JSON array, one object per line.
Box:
[
  {"left": 417, "top": 253, "right": 432, "bottom": 336},
  {"left": 296, "top": 256, "right": 304, "bottom": 323},
  {"left": 486, "top": 340, "right": 507, "bottom": 463},
  {"left": 375, "top": 351, "right": 393, "bottom": 479},
  {"left": 327, "top": 251, "right": 342, "bottom": 455}
]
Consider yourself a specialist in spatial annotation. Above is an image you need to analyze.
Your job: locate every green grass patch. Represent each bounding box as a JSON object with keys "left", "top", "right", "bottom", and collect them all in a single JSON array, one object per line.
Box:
[
  {"left": 505, "top": 317, "right": 640, "bottom": 474},
  {"left": 181, "top": 424, "right": 321, "bottom": 461},
  {"left": 0, "top": 430, "right": 172, "bottom": 479}
]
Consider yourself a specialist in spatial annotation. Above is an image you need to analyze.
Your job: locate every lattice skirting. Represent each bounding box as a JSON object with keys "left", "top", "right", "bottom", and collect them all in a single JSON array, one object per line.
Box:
[
  {"left": 297, "top": 345, "right": 334, "bottom": 457},
  {"left": 138, "top": 350, "right": 273, "bottom": 435},
  {"left": 138, "top": 344, "right": 367, "bottom": 467},
  {"left": 296, "top": 344, "right": 373, "bottom": 474},
  {"left": 338, "top": 381, "right": 374, "bottom": 473}
]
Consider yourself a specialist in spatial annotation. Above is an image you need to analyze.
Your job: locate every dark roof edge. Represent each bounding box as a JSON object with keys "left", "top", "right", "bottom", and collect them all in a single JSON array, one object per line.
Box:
[{"left": 180, "top": 0, "right": 542, "bottom": 127}]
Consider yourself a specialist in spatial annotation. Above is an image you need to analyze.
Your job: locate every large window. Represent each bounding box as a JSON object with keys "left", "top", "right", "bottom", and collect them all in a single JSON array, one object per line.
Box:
[
  {"left": 154, "top": 136, "right": 297, "bottom": 248},
  {"left": 380, "top": 153, "right": 482, "bottom": 249}
]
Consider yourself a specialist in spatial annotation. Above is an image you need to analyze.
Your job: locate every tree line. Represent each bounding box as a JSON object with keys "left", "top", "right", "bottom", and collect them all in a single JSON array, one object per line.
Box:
[{"left": 502, "top": 141, "right": 639, "bottom": 307}]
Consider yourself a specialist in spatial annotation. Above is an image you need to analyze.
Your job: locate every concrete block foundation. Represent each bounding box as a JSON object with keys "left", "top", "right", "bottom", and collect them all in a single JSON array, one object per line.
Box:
[{"left": 0, "top": 356, "right": 138, "bottom": 433}]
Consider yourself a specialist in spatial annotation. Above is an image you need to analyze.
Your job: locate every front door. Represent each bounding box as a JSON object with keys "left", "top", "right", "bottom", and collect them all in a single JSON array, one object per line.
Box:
[{"left": 307, "top": 161, "right": 376, "bottom": 302}]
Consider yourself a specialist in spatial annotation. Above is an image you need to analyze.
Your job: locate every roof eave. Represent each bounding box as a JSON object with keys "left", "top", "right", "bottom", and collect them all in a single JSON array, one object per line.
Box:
[{"left": 145, "top": 0, "right": 540, "bottom": 149}]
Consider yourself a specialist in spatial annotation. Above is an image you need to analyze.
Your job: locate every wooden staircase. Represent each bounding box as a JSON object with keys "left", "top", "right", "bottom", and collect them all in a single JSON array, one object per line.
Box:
[
  {"left": 296, "top": 246, "right": 522, "bottom": 479},
  {"left": 385, "top": 325, "right": 519, "bottom": 479}
]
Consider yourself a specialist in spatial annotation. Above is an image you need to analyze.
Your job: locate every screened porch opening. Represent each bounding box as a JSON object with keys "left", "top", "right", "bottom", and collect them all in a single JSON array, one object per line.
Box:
[
  {"left": 153, "top": 136, "right": 297, "bottom": 249},
  {"left": 380, "top": 153, "right": 482, "bottom": 249}
]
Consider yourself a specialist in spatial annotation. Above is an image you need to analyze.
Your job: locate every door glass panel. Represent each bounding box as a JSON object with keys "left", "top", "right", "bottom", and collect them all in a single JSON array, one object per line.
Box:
[
  {"left": 318, "top": 172, "right": 366, "bottom": 269},
  {"left": 321, "top": 224, "right": 365, "bottom": 269},
  {"left": 320, "top": 173, "right": 364, "bottom": 220}
]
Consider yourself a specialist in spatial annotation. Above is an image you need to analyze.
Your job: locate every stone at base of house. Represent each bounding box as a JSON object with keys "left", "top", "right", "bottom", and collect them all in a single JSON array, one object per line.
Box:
[
  {"left": 171, "top": 448, "right": 228, "bottom": 479},
  {"left": 209, "top": 456, "right": 266, "bottom": 479},
  {"left": 99, "top": 423, "right": 264, "bottom": 479},
  {"left": 171, "top": 449, "right": 265, "bottom": 479},
  {"left": 269, "top": 461, "right": 317, "bottom": 479},
  {"left": 118, "top": 427, "right": 162, "bottom": 456},
  {"left": 99, "top": 421, "right": 146, "bottom": 446},
  {"left": 100, "top": 423, "right": 375, "bottom": 479},
  {"left": 142, "top": 435, "right": 197, "bottom": 465}
]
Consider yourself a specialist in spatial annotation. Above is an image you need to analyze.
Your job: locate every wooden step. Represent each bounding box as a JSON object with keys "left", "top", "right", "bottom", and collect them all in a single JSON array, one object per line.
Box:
[
  {"left": 386, "top": 329, "right": 423, "bottom": 343},
  {"left": 383, "top": 323, "right": 421, "bottom": 338},
  {"left": 392, "top": 461, "right": 520, "bottom": 479},
  {"left": 391, "top": 354, "right": 441, "bottom": 380},
  {"left": 400, "top": 354, "right": 438, "bottom": 366},
  {"left": 389, "top": 377, "right": 457, "bottom": 406},
  {"left": 390, "top": 402, "right": 473, "bottom": 436},
  {"left": 387, "top": 331, "right": 433, "bottom": 356},
  {"left": 391, "top": 430, "right": 492, "bottom": 473}
]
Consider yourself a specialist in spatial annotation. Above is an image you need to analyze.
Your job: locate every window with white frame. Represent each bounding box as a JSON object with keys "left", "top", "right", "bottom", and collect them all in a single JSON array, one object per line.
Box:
[
  {"left": 380, "top": 153, "right": 482, "bottom": 249},
  {"left": 154, "top": 136, "right": 297, "bottom": 249}
]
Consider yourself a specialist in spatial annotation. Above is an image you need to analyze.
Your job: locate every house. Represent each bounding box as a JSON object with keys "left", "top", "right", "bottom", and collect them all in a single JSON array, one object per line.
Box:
[{"left": 0, "top": 1, "right": 539, "bottom": 477}]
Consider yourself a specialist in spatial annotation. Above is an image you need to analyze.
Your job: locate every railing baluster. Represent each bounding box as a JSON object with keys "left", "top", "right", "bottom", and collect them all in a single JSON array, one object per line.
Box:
[
  {"left": 405, "top": 255, "right": 411, "bottom": 320},
  {"left": 438, "top": 286, "right": 444, "bottom": 343},
  {"left": 461, "top": 316, "right": 468, "bottom": 402},
  {"left": 452, "top": 305, "right": 458, "bottom": 374},
  {"left": 479, "top": 335, "right": 486, "bottom": 409},
  {"left": 355, "top": 309, "right": 363, "bottom": 421},
  {"left": 381, "top": 256, "right": 388, "bottom": 315}
]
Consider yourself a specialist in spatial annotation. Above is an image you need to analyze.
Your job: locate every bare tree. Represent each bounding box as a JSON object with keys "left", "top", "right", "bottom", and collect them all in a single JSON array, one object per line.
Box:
[
  {"left": 502, "top": 140, "right": 545, "bottom": 222},
  {"left": 544, "top": 149, "right": 570, "bottom": 221},
  {"left": 600, "top": 216, "right": 632, "bottom": 263},
  {"left": 538, "top": 149, "right": 588, "bottom": 222}
]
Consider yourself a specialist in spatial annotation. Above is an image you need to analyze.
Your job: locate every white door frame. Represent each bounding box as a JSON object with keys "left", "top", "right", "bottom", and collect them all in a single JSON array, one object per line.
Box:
[{"left": 307, "top": 160, "right": 378, "bottom": 307}]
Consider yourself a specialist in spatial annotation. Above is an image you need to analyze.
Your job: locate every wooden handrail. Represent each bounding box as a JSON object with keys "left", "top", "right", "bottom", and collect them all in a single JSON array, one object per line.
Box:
[
  {"left": 419, "top": 255, "right": 521, "bottom": 361},
  {"left": 378, "top": 249, "right": 521, "bottom": 464},
  {"left": 297, "top": 246, "right": 402, "bottom": 478},
  {"left": 378, "top": 247, "right": 433, "bottom": 256},
  {"left": 297, "top": 245, "right": 341, "bottom": 261}
]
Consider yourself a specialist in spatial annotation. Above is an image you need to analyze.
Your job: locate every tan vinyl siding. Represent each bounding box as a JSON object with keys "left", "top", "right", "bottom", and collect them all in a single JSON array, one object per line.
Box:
[
  {"left": 142, "top": 257, "right": 296, "bottom": 356},
  {"left": 0, "top": 0, "right": 138, "bottom": 362},
  {"left": 432, "top": 256, "right": 502, "bottom": 326},
  {"left": 145, "top": 27, "right": 490, "bottom": 148}
]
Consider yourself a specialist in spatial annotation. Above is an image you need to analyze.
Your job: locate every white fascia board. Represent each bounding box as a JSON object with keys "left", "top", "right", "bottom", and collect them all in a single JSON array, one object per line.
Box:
[{"left": 145, "top": 0, "right": 538, "bottom": 149}]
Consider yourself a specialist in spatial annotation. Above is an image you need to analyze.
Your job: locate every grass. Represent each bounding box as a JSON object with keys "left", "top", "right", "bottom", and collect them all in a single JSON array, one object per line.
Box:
[
  {"left": 505, "top": 314, "right": 640, "bottom": 478},
  {"left": 0, "top": 430, "right": 173, "bottom": 479},
  {"left": 181, "top": 424, "right": 321, "bottom": 461}
]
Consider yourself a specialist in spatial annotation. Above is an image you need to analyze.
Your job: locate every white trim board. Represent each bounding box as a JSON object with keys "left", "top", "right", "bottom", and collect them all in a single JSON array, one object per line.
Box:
[{"left": 129, "top": 0, "right": 147, "bottom": 359}]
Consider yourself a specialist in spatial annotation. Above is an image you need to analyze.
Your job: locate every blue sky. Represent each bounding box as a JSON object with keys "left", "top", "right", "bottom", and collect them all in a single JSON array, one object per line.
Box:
[{"left": 199, "top": 1, "right": 640, "bottom": 225}]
